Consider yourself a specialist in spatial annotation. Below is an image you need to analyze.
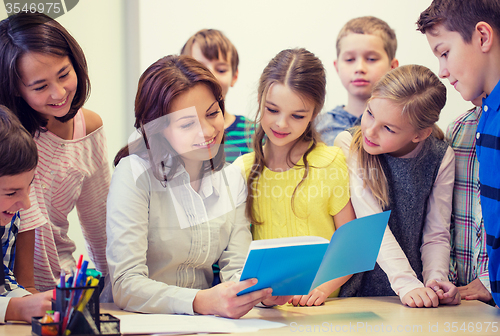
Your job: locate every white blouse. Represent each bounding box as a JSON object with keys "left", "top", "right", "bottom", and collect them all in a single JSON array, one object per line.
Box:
[{"left": 106, "top": 155, "right": 251, "bottom": 314}]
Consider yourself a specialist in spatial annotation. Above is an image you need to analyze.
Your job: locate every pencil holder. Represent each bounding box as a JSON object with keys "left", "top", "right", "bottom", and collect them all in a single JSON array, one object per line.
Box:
[
  {"left": 31, "top": 314, "right": 120, "bottom": 336},
  {"left": 32, "top": 285, "right": 120, "bottom": 336},
  {"left": 55, "top": 285, "right": 100, "bottom": 330}
]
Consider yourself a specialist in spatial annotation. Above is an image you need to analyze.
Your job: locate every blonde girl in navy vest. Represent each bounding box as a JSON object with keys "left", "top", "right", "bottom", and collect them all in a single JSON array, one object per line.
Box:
[{"left": 335, "top": 65, "right": 461, "bottom": 307}]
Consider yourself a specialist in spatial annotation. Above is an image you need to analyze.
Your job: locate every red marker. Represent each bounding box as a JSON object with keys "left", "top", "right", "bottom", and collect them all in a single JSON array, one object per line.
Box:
[{"left": 72, "top": 255, "right": 83, "bottom": 287}]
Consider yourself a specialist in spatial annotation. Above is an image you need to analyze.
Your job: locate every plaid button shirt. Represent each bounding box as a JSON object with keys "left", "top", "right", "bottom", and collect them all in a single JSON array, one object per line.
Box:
[
  {"left": 446, "top": 107, "right": 490, "bottom": 291},
  {"left": 1, "top": 212, "right": 25, "bottom": 295}
]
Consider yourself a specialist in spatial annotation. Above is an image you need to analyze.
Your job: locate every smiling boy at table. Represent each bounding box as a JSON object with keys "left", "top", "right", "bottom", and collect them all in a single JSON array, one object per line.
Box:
[{"left": 0, "top": 106, "right": 52, "bottom": 323}]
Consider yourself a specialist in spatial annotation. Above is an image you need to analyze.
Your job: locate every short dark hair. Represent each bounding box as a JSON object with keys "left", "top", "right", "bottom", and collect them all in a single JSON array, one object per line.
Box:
[
  {"left": 417, "top": 0, "right": 500, "bottom": 42},
  {"left": 0, "top": 12, "right": 90, "bottom": 136},
  {"left": 0, "top": 105, "right": 38, "bottom": 178},
  {"left": 181, "top": 29, "right": 239, "bottom": 75}
]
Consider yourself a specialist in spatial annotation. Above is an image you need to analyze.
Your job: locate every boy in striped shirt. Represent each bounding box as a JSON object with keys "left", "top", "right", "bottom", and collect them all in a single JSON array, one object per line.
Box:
[{"left": 181, "top": 29, "right": 254, "bottom": 163}]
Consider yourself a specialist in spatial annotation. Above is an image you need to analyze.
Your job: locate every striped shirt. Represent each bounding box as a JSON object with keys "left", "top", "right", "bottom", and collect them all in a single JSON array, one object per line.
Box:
[
  {"left": 19, "top": 110, "right": 110, "bottom": 292},
  {"left": 476, "top": 80, "right": 500, "bottom": 306},
  {"left": 224, "top": 115, "right": 254, "bottom": 163},
  {"left": 446, "top": 107, "right": 489, "bottom": 291}
]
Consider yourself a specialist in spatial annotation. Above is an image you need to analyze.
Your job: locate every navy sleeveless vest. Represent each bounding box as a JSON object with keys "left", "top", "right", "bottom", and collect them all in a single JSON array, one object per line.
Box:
[{"left": 340, "top": 135, "right": 449, "bottom": 297}]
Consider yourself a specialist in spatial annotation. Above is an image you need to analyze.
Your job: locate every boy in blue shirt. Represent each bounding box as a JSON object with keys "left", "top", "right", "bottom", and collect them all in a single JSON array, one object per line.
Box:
[
  {"left": 0, "top": 106, "right": 52, "bottom": 322},
  {"left": 418, "top": 0, "right": 500, "bottom": 307},
  {"left": 316, "top": 16, "right": 399, "bottom": 145}
]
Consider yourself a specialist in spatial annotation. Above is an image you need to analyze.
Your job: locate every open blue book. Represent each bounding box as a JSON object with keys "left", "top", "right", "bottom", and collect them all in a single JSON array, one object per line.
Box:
[{"left": 238, "top": 211, "right": 391, "bottom": 296}]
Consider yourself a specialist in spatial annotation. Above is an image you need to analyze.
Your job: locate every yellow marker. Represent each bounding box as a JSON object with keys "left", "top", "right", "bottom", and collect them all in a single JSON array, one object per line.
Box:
[
  {"left": 76, "top": 277, "right": 99, "bottom": 312},
  {"left": 64, "top": 277, "right": 100, "bottom": 336}
]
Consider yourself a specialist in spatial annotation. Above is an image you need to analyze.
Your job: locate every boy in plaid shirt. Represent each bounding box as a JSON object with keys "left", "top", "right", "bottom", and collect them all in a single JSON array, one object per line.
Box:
[{"left": 446, "top": 97, "right": 493, "bottom": 304}]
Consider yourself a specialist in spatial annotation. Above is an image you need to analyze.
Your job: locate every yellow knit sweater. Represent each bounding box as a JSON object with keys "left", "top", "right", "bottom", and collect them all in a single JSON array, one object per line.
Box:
[{"left": 234, "top": 143, "right": 350, "bottom": 241}]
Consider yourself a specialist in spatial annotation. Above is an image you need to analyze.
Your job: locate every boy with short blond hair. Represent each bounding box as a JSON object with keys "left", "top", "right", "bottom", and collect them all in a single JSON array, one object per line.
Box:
[
  {"left": 181, "top": 29, "right": 254, "bottom": 163},
  {"left": 317, "top": 16, "right": 399, "bottom": 145},
  {"left": 418, "top": 0, "right": 500, "bottom": 307}
]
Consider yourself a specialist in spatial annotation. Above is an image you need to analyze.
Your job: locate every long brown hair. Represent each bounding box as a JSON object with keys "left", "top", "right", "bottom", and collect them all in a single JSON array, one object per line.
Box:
[
  {"left": 350, "top": 64, "right": 446, "bottom": 208},
  {"left": 114, "top": 55, "right": 225, "bottom": 183},
  {"left": 0, "top": 12, "right": 90, "bottom": 136},
  {"left": 246, "top": 48, "right": 326, "bottom": 225}
]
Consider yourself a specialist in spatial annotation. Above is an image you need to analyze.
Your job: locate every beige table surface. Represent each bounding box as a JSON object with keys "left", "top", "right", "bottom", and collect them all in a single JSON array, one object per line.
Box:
[{"left": 2, "top": 296, "right": 499, "bottom": 336}]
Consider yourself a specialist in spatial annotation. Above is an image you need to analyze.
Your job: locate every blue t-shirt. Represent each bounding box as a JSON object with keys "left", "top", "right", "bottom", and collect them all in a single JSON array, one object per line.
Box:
[
  {"left": 315, "top": 105, "right": 361, "bottom": 146},
  {"left": 476, "top": 79, "right": 500, "bottom": 306}
]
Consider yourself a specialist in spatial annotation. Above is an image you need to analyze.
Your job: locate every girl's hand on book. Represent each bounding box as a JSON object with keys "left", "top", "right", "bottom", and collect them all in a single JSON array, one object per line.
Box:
[
  {"left": 426, "top": 279, "right": 461, "bottom": 305},
  {"left": 288, "top": 288, "right": 328, "bottom": 307},
  {"left": 193, "top": 278, "right": 272, "bottom": 319},
  {"left": 262, "top": 295, "right": 291, "bottom": 307},
  {"left": 401, "top": 287, "right": 439, "bottom": 308}
]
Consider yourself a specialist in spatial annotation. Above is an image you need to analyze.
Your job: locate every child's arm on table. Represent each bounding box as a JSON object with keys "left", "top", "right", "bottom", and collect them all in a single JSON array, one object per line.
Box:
[
  {"left": 3, "top": 291, "right": 52, "bottom": 323},
  {"left": 289, "top": 201, "right": 356, "bottom": 306},
  {"left": 288, "top": 275, "right": 352, "bottom": 307},
  {"left": 334, "top": 131, "right": 440, "bottom": 308},
  {"left": 261, "top": 295, "right": 291, "bottom": 307},
  {"left": 377, "top": 227, "right": 440, "bottom": 308},
  {"left": 13, "top": 229, "right": 37, "bottom": 294},
  {"left": 454, "top": 226, "right": 491, "bottom": 302},
  {"left": 457, "top": 278, "right": 492, "bottom": 302},
  {"left": 421, "top": 147, "right": 460, "bottom": 305},
  {"left": 426, "top": 279, "right": 460, "bottom": 305},
  {"left": 377, "top": 224, "right": 440, "bottom": 308}
]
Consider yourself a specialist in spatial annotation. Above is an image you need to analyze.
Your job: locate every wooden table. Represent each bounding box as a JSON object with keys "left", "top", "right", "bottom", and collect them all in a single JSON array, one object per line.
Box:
[{"left": 2, "top": 297, "right": 499, "bottom": 335}]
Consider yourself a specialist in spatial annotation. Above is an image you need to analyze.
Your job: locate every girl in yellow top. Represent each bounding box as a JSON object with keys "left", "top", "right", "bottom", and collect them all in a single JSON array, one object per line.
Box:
[{"left": 234, "top": 48, "right": 356, "bottom": 306}]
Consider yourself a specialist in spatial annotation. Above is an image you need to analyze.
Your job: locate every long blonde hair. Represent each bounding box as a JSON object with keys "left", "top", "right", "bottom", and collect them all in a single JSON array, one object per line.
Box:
[
  {"left": 246, "top": 48, "right": 326, "bottom": 225},
  {"left": 350, "top": 64, "right": 446, "bottom": 208}
]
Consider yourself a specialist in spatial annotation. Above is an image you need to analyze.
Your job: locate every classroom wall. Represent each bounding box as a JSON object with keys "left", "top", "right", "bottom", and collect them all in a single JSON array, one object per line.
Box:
[
  {"left": 0, "top": 0, "right": 474, "bottom": 267},
  {"left": 136, "top": 0, "right": 474, "bottom": 129},
  {"left": 0, "top": 0, "right": 128, "bottom": 266}
]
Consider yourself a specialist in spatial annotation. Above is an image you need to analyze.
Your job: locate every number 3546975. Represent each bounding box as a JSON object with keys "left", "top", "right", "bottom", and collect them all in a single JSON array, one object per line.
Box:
[
  {"left": 5, "top": 2, "right": 61, "bottom": 14},
  {"left": 443, "top": 322, "right": 498, "bottom": 333}
]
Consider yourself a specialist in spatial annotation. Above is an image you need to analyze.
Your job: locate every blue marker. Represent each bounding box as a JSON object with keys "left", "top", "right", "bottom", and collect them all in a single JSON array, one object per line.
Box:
[{"left": 72, "top": 260, "right": 89, "bottom": 306}]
